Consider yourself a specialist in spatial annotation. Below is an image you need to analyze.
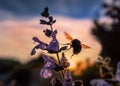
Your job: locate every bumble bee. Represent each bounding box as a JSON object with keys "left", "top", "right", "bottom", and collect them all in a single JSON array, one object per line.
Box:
[{"left": 64, "top": 32, "right": 90, "bottom": 57}]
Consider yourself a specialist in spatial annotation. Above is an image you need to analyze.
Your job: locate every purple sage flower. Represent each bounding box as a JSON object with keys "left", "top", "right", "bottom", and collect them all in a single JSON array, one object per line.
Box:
[
  {"left": 51, "top": 77, "right": 62, "bottom": 86},
  {"left": 90, "top": 79, "right": 112, "bottom": 86},
  {"left": 62, "top": 70, "right": 74, "bottom": 86},
  {"left": 40, "top": 68, "right": 52, "bottom": 78},
  {"left": 62, "top": 70, "right": 83, "bottom": 86},
  {"left": 60, "top": 52, "right": 70, "bottom": 68},
  {"left": 40, "top": 55, "right": 56, "bottom": 78},
  {"left": 97, "top": 56, "right": 111, "bottom": 66},
  {"left": 31, "top": 31, "right": 59, "bottom": 55},
  {"left": 43, "top": 55, "right": 64, "bottom": 72},
  {"left": 31, "top": 37, "right": 48, "bottom": 55},
  {"left": 46, "top": 32, "right": 59, "bottom": 53},
  {"left": 42, "top": 55, "right": 56, "bottom": 69},
  {"left": 40, "top": 55, "right": 64, "bottom": 78}
]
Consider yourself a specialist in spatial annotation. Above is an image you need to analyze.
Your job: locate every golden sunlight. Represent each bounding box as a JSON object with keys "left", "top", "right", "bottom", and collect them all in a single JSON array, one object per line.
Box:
[
  {"left": 68, "top": 59, "right": 76, "bottom": 70},
  {"left": 0, "top": 16, "right": 101, "bottom": 64}
]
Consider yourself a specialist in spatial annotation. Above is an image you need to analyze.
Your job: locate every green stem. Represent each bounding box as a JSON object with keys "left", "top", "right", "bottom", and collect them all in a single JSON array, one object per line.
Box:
[
  {"left": 50, "top": 24, "right": 64, "bottom": 79},
  {"left": 56, "top": 53, "right": 64, "bottom": 80},
  {"left": 50, "top": 25, "right": 53, "bottom": 31},
  {"left": 56, "top": 53, "right": 61, "bottom": 65}
]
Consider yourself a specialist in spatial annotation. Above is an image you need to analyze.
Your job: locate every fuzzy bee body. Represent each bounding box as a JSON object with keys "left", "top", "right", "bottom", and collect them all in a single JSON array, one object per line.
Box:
[
  {"left": 71, "top": 39, "right": 82, "bottom": 54},
  {"left": 64, "top": 32, "right": 90, "bottom": 57}
]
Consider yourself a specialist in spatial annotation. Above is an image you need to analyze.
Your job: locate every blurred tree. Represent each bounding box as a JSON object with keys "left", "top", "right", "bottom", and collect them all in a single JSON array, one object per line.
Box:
[
  {"left": 0, "top": 58, "right": 20, "bottom": 74},
  {"left": 11, "top": 64, "right": 31, "bottom": 86},
  {"left": 92, "top": 0, "right": 120, "bottom": 69},
  {"left": 74, "top": 65, "right": 99, "bottom": 86}
]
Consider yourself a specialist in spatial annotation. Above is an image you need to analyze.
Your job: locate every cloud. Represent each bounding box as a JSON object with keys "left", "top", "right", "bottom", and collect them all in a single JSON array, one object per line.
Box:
[{"left": 0, "top": 0, "right": 101, "bottom": 18}]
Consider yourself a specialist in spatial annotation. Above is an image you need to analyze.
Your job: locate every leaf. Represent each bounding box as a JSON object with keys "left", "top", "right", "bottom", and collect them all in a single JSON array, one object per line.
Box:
[
  {"left": 54, "top": 30, "right": 57, "bottom": 34},
  {"left": 59, "top": 46, "right": 68, "bottom": 52},
  {"left": 40, "top": 20, "right": 50, "bottom": 25},
  {"left": 41, "top": 6, "right": 49, "bottom": 18},
  {"left": 49, "top": 16, "right": 53, "bottom": 22},
  {"left": 52, "top": 20, "right": 56, "bottom": 24},
  {"left": 32, "top": 36, "right": 40, "bottom": 43},
  {"left": 31, "top": 48, "right": 36, "bottom": 55},
  {"left": 54, "top": 64, "right": 64, "bottom": 72},
  {"left": 44, "top": 6, "right": 49, "bottom": 12},
  {"left": 31, "top": 44, "right": 40, "bottom": 55},
  {"left": 43, "top": 29, "right": 52, "bottom": 37},
  {"left": 41, "top": 12, "right": 45, "bottom": 17}
]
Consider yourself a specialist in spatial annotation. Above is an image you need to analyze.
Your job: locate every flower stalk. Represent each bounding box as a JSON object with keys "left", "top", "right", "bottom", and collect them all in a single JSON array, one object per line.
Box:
[
  {"left": 56, "top": 53, "right": 64, "bottom": 80},
  {"left": 31, "top": 6, "right": 83, "bottom": 86}
]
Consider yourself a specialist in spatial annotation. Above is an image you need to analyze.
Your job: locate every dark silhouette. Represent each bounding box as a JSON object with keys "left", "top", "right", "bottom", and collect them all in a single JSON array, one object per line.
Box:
[{"left": 92, "top": 0, "right": 120, "bottom": 68}]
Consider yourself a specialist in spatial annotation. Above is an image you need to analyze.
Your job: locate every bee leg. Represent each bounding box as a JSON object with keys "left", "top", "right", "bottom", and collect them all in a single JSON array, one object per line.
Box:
[
  {"left": 66, "top": 46, "right": 72, "bottom": 51},
  {"left": 59, "top": 43, "right": 72, "bottom": 52},
  {"left": 70, "top": 53, "right": 74, "bottom": 59},
  {"left": 60, "top": 43, "right": 71, "bottom": 51},
  {"left": 59, "top": 43, "right": 71, "bottom": 45}
]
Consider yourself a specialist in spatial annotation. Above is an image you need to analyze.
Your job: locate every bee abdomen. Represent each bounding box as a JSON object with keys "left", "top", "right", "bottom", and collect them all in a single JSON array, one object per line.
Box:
[
  {"left": 71, "top": 39, "right": 82, "bottom": 54},
  {"left": 73, "top": 45, "right": 81, "bottom": 54}
]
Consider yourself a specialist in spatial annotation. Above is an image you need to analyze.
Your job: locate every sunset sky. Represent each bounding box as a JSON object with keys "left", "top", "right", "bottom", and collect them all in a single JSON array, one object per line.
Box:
[{"left": 0, "top": 0, "right": 103, "bottom": 66}]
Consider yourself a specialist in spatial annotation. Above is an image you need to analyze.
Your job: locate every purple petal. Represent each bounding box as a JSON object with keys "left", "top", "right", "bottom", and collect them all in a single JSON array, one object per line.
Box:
[
  {"left": 64, "top": 70, "right": 72, "bottom": 80},
  {"left": 116, "top": 62, "right": 120, "bottom": 81},
  {"left": 62, "top": 70, "right": 73, "bottom": 86},
  {"left": 31, "top": 47, "right": 36, "bottom": 55},
  {"left": 32, "top": 36, "right": 41, "bottom": 43},
  {"left": 61, "top": 52, "right": 67, "bottom": 62},
  {"left": 46, "top": 40, "right": 59, "bottom": 52},
  {"left": 90, "top": 79, "right": 98, "bottom": 86},
  {"left": 42, "top": 55, "right": 56, "bottom": 69},
  {"left": 45, "top": 32, "right": 59, "bottom": 53},
  {"left": 42, "top": 55, "right": 63, "bottom": 71},
  {"left": 62, "top": 83, "right": 74, "bottom": 86},
  {"left": 42, "top": 55, "right": 54, "bottom": 62},
  {"left": 51, "top": 32, "right": 56, "bottom": 40},
  {"left": 31, "top": 44, "right": 40, "bottom": 55},
  {"left": 32, "top": 37, "right": 48, "bottom": 50},
  {"left": 40, "top": 68, "right": 52, "bottom": 78},
  {"left": 31, "top": 43, "right": 48, "bottom": 55},
  {"left": 90, "top": 79, "right": 112, "bottom": 86},
  {"left": 60, "top": 52, "right": 70, "bottom": 68},
  {"left": 38, "top": 42, "right": 47, "bottom": 50},
  {"left": 45, "top": 61, "right": 56, "bottom": 69}
]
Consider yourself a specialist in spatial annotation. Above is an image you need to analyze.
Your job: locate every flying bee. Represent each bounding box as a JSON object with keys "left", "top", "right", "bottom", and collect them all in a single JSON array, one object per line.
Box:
[{"left": 64, "top": 32, "right": 90, "bottom": 57}]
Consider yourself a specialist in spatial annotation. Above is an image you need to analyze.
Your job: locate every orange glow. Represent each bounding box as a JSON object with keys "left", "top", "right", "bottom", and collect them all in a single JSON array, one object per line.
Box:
[
  {"left": 68, "top": 59, "right": 76, "bottom": 70},
  {"left": 66, "top": 56, "right": 94, "bottom": 76},
  {"left": 0, "top": 16, "right": 101, "bottom": 64},
  {"left": 72, "top": 61, "right": 87, "bottom": 75}
]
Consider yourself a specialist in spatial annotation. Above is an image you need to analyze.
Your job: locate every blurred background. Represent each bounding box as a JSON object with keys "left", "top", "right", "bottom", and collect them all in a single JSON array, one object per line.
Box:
[{"left": 0, "top": 0, "right": 120, "bottom": 86}]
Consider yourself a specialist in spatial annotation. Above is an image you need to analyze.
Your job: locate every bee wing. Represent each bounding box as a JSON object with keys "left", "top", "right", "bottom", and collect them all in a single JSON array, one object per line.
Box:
[
  {"left": 64, "top": 32, "right": 73, "bottom": 41},
  {"left": 81, "top": 44, "right": 90, "bottom": 49}
]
